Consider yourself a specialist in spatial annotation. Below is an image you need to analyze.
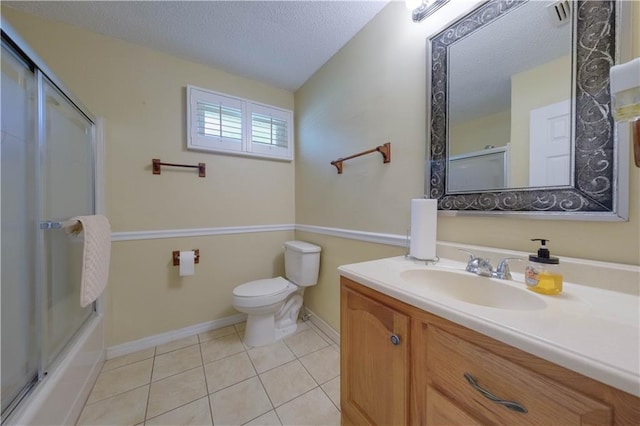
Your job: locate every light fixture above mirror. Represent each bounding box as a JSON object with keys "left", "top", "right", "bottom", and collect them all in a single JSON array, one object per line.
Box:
[{"left": 408, "top": 0, "right": 449, "bottom": 22}]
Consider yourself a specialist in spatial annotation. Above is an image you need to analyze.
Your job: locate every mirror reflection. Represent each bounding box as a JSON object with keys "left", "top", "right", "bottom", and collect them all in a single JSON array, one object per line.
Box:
[{"left": 447, "top": 0, "right": 572, "bottom": 192}]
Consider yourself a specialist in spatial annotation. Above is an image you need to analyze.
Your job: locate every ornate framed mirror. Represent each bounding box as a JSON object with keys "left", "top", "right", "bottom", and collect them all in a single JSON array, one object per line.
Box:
[{"left": 427, "top": 0, "right": 630, "bottom": 220}]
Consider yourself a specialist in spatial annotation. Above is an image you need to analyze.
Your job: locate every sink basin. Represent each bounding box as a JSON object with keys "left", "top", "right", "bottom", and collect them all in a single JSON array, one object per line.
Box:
[{"left": 399, "top": 269, "right": 547, "bottom": 311}]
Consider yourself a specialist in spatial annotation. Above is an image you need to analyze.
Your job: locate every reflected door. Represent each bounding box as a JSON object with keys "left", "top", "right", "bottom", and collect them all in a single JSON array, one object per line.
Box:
[{"left": 529, "top": 99, "right": 571, "bottom": 186}]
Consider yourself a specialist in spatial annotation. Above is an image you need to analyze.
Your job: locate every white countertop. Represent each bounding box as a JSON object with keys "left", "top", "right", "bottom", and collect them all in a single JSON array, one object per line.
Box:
[{"left": 338, "top": 256, "right": 640, "bottom": 397}]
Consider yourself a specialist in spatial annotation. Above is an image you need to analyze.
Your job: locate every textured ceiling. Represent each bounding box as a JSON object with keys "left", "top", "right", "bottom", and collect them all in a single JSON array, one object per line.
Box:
[
  {"left": 5, "top": 0, "right": 390, "bottom": 91},
  {"left": 448, "top": 0, "right": 571, "bottom": 124}
]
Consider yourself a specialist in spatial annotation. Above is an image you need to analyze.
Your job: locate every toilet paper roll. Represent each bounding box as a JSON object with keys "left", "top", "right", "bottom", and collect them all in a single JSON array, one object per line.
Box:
[
  {"left": 179, "top": 250, "right": 195, "bottom": 276},
  {"left": 410, "top": 199, "right": 437, "bottom": 260}
]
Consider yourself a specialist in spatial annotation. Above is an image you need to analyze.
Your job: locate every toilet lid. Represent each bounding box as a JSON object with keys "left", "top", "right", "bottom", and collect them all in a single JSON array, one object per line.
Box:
[{"left": 233, "top": 277, "right": 291, "bottom": 297}]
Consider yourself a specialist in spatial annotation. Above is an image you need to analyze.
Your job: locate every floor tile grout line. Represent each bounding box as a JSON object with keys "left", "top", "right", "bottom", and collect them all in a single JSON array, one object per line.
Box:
[
  {"left": 319, "top": 379, "right": 341, "bottom": 413},
  {"left": 82, "top": 321, "right": 340, "bottom": 424},
  {"left": 197, "top": 340, "right": 216, "bottom": 426},
  {"left": 207, "top": 329, "right": 277, "bottom": 424},
  {"left": 246, "top": 343, "right": 295, "bottom": 376},
  {"left": 83, "top": 379, "right": 153, "bottom": 407},
  {"left": 149, "top": 363, "right": 203, "bottom": 385},
  {"left": 248, "top": 347, "right": 279, "bottom": 412},
  {"left": 101, "top": 354, "right": 156, "bottom": 374},
  {"left": 239, "top": 407, "right": 275, "bottom": 426},
  {"left": 145, "top": 394, "right": 211, "bottom": 424},
  {"left": 272, "top": 385, "right": 327, "bottom": 411},
  {"left": 142, "top": 347, "right": 156, "bottom": 424},
  {"left": 295, "top": 348, "right": 340, "bottom": 390},
  {"left": 258, "top": 360, "right": 319, "bottom": 410},
  {"left": 144, "top": 362, "right": 208, "bottom": 420},
  {"left": 155, "top": 340, "right": 200, "bottom": 357},
  {"left": 198, "top": 331, "right": 238, "bottom": 344},
  {"left": 242, "top": 326, "right": 324, "bottom": 424},
  {"left": 151, "top": 344, "right": 204, "bottom": 382},
  {"left": 306, "top": 321, "right": 336, "bottom": 346},
  {"left": 202, "top": 332, "right": 258, "bottom": 395},
  {"left": 285, "top": 327, "right": 332, "bottom": 358},
  {"left": 106, "top": 326, "right": 240, "bottom": 366},
  {"left": 98, "top": 355, "right": 155, "bottom": 377},
  {"left": 296, "top": 352, "right": 322, "bottom": 388}
]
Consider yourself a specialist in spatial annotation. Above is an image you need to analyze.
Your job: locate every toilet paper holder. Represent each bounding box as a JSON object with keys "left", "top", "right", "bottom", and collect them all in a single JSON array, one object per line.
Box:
[{"left": 172, "top": 249, "right": 200, "bottom": 266}]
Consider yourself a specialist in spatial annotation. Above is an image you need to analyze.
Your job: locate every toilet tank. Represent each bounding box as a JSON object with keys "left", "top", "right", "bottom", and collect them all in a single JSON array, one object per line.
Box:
[{"left": 284, "top": 241, "right": 321, "bottom": 287}]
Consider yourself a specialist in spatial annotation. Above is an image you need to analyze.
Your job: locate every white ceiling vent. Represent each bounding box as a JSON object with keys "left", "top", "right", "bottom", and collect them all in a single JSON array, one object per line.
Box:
[{"left": 547, "top": 0, "right": 571, "bottom": 26}]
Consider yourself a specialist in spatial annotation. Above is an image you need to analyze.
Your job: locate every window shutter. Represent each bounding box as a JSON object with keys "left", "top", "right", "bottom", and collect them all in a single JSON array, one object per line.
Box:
[
  {"left": 251, "top": 113, "right": 288, "bottom": 148},
  {"left": 248, "top": 103, "right": 292, "bottom": 159},
  {"left": 187, "top": 85, "right": 292, "bottom": 160},
  {"left": 198, "top": 102, "right": 242, "bottom": 142},
  {"left": 188, "top": 87, "right": 244, "bottom": 152}
]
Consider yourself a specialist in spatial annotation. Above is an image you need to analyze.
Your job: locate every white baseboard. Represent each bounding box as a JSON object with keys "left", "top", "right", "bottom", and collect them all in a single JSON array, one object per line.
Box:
[
  {"left": 304, "top": 306, "right": 340, "bottom": 345},
  {"left": 106, "top": 313, "right": 247, "bottom": 359}
]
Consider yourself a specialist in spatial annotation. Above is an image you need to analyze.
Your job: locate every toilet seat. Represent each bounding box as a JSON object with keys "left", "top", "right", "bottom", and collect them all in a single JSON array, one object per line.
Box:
[
  {"left": 233, "top": 277, "right": 291, "bottom": 297},
  {"left": 232, "top": 277, "right": 297, "bottom": 309}
]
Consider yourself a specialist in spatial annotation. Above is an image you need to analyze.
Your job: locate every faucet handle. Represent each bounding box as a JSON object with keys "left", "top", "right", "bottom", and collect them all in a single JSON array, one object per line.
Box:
[
  {"left": 495, "top": 257, "right": 522, "bottom": 280},
  {"left": 458, "top": 249, "right": 493, "bottom": 276},
  {"left": 457, "top": 248, "right": 476, "bottom": 261}
]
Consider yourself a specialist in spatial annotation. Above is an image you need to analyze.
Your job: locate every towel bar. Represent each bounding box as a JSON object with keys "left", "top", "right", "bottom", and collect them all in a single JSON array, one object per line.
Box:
[
  {"left": 40, "top": 221, "right": 63, "bottom": 230},
  {"left": 153, "top": 159, "right": 206, "bottom": 177},
  {"left": 331, "top": 142, "right": 391, "bottom": 174}
]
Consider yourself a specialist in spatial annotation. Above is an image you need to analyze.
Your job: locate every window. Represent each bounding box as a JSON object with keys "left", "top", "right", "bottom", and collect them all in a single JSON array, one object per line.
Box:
[{"left": 187, "top": 85, "right": 293, "bottom": 160}]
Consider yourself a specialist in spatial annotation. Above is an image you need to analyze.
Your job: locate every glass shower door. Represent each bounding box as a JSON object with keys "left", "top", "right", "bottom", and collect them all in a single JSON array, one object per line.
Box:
[
  {"left": 40, "top": 77, "right": 95, "bottom": 366},
  {"left": 1, "top": 45, "right": 39, "bottom": 416},
  {"left": 1, "top": 29, "right": 98, "bottom": 422}
]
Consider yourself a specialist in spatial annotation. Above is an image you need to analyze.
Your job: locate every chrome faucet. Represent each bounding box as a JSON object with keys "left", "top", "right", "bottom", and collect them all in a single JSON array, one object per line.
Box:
[
  {"left": 458, "top": 250, "right": 521, "bottom": 280},
  {"left": 459, "top": 250, "right": 493, "bottom": 277},
  {"left": 493, "top": 257, "right": 521, "bottom": 280}
]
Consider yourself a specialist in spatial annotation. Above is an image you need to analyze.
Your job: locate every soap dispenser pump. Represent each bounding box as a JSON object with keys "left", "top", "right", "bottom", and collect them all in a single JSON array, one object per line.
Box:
[{"left": 525, "top": 239, "right": 563, "bottom": 295}]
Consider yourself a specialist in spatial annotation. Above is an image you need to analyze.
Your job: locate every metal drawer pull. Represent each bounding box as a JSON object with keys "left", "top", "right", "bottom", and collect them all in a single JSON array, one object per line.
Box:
[
  {"left": 463, "top": 373, "right": 528, "bottom": 414},
  {"left": 390, "top": 334, "right": 400, "bottom": 345}
]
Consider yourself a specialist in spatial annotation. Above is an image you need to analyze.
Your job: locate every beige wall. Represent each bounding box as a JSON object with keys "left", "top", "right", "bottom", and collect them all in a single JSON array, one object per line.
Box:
[
  {"left": 510, "top": 55, "right": 572, "bottom": 187},
  {"left": 3, "top": 7, "right": 296, "bottom": 345},
  {"left": 4, "top": 2, "right": 639, "bottom": 343},
  {"left": 296, "top": 231, "right": 405, "bottom": 331},
  {"left": 107, "top": 231, "right": 293, "bottom": 345},
  {"left": 296, "top": 2, "right": 640, "bottom": 329},
  {"left": 449, "top": 109, "right": 510, "bottom": 156}
]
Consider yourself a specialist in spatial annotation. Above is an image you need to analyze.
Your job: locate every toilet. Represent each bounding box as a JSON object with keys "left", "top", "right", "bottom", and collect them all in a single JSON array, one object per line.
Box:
[{"left": 232, "top": 240, "right": 321, "bottom": 347}]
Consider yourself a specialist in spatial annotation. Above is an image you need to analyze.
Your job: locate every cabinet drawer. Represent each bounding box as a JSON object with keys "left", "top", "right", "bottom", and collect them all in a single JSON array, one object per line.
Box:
[
  {"left": 427, "top": 326, "right": 612, "bottom": 425},
  {"left": 427, "top": 385, "right": 482, "bottom": 426}
]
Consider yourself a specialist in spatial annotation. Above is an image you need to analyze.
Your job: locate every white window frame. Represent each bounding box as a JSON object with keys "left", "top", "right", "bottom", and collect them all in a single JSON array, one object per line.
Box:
[{"left": 187, "top": 85, "right": 293, "bottom": 161}]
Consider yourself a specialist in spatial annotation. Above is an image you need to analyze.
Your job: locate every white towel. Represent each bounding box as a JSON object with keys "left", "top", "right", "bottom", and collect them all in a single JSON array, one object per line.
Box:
[{"left": 63, "top": 215, "right": 112, "bottom": 307}]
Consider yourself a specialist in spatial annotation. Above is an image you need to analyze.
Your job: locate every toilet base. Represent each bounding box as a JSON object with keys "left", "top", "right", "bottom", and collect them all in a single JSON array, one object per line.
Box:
[
  {"left": 244, "top": 314, "right": 276, "bottom": 347},
  {"left": 242, "top": 293, "right": 304, "bottom": 347}
]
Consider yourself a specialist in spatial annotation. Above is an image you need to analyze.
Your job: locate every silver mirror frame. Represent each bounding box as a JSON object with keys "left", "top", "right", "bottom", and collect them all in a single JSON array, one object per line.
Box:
[{"left": 426, "top": 0, "right": 630, "bottom": 220}]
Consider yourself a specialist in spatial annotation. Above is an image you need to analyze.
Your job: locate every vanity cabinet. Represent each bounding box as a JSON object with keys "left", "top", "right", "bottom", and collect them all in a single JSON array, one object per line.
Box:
[
  {"left": 340, "top": 284, "right": 410, "bottom": 425},
  {"left": 340, "top": 276, "right": 640, "bottom": 426}
]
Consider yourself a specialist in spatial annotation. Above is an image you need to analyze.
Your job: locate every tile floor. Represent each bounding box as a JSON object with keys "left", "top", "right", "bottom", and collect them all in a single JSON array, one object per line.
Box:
[{"left": 77, "top": 321, "right": 340, "bottom": 425}]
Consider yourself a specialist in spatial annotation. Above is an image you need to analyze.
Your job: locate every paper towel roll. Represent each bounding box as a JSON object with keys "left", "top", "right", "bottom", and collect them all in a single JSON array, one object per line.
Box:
[
  {"left": 179, "top": 250, "right": 195, "bottom": 276},
  {"left": 410, "top": 199, "right": 437, "bottom": 260}
]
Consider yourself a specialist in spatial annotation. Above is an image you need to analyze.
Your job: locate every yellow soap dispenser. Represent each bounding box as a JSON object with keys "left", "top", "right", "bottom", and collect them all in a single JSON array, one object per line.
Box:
[{"left": 525, "top": 239, "right": 563, "bottom": 295}]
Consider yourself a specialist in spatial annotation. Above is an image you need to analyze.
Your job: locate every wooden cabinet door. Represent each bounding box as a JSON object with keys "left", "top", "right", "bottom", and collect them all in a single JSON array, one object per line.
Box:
[{"left": 341, "top": 282, "right": 410, "bottom": 426}]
